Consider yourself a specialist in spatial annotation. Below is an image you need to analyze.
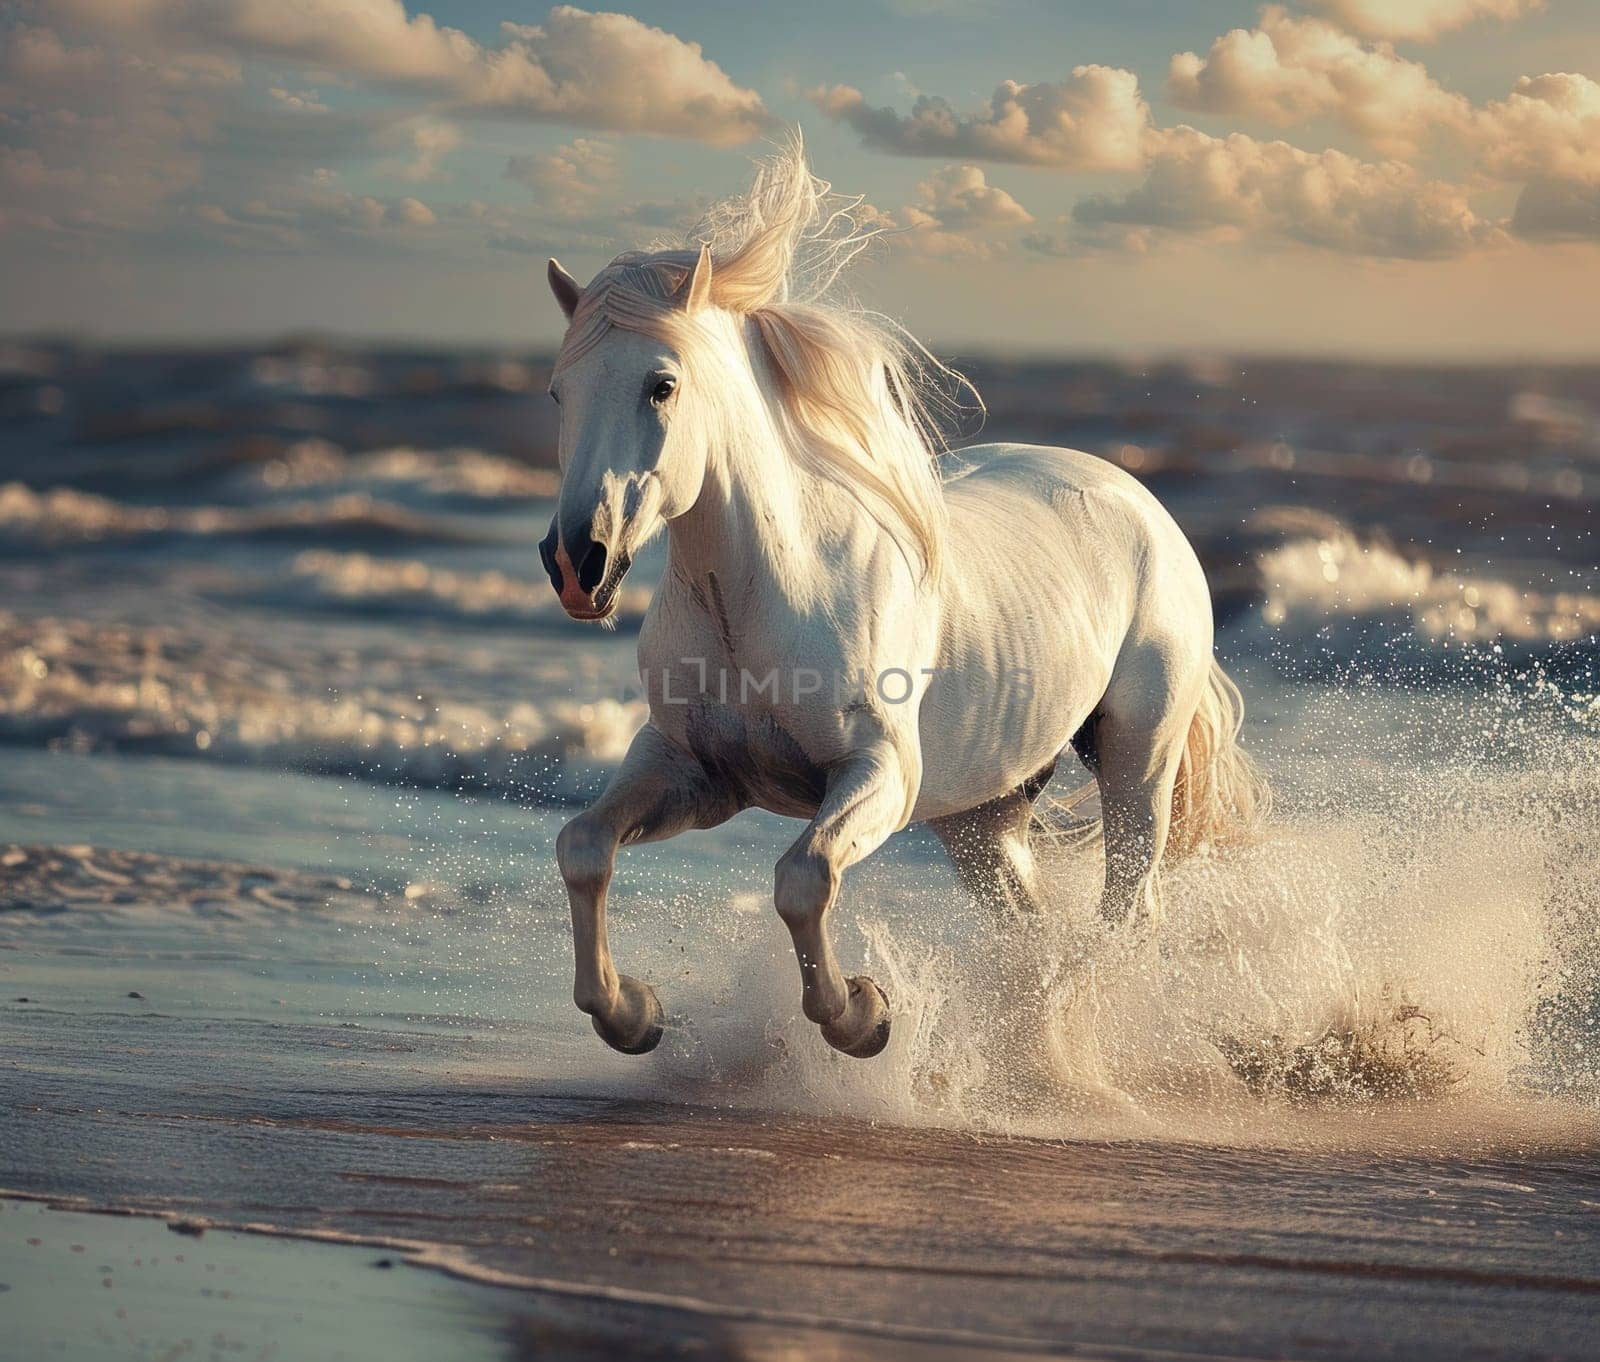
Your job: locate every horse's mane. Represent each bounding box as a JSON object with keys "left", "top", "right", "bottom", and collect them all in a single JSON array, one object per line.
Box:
[{"left": 553, "top": 138, "right": 968, "bottom": 578}]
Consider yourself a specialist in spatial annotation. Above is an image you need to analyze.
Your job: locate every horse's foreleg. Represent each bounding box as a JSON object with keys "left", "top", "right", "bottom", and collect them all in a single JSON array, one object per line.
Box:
[
  {"left": 557, "top": 723, "right": 739, "bottom": 1054},
  {"left": 773, "top": 742, "right": 910, "bottom": 1059}
]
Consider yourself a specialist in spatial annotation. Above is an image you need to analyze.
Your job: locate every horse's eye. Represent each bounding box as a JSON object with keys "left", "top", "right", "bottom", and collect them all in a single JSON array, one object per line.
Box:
[
  {"left": 651, "top": 376, "right": 677, "bottom": 404},
  {"left": 548, "top": 389, "right": 560, "bottom": 405}
]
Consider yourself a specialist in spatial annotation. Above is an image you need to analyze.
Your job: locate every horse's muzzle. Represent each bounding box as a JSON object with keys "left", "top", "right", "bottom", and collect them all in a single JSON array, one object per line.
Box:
[{"left": 540, "top": 518, "right": 632, "bottom": 621}]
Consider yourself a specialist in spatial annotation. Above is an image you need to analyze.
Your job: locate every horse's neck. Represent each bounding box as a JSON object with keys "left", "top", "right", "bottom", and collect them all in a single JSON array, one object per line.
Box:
[{"left": 664, "top": 423, "right": 870, "bottom": 617}]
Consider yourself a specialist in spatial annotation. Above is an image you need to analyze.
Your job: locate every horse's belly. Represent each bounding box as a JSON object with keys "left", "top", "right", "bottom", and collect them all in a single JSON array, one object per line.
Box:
[
  {"left": 912, "top": 649, "right": 1107, "bottom": 820},
  {"left": 911, "top": 462, "right": 1140, "bottom": 819}
]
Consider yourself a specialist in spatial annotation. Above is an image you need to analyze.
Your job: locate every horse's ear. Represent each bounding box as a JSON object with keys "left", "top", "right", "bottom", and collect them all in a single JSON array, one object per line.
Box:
[
  {"left": 683, "top": 242, "right": 713, "bottom": 314},
  {"left": 547, "top": 259, "right": 582, "bottom": 321}
]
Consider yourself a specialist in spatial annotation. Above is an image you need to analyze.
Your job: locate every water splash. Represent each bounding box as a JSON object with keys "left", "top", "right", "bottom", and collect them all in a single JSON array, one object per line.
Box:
[{"left": 609, "top": 679, "right": 1600, "bottom": 1148}]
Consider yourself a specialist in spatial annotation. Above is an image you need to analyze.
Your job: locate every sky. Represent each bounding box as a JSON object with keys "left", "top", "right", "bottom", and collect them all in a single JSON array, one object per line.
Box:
[{"left": 1, "top": 0, "right": 1597, "bottom": 356}]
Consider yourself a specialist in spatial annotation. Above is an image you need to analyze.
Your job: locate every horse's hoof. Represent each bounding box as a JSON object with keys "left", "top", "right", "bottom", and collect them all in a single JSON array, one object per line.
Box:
[
  {"left": 821, "top": 976, "right": 891, "bottom": 1059},
  {"left": 590, "top": 974, "right": 664, "bottom": 1055}
]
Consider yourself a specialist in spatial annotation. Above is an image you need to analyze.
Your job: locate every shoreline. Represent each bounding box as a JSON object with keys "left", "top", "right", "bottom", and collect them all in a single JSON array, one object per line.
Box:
[
  {"left": 7, "top": 1078, "right": 1600, "bottom": 1361},
  {"left": 2, "top": 1195, "right": 1094, "bottom": 1361}
]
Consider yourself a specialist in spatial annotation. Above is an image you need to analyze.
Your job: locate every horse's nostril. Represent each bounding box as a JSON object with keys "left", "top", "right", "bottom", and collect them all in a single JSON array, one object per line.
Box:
[
  {"left": 577, "top": 539, "right": 608, "bottom": 593},
  {"left": 538, "top": 523, "right": 562, "bottom": 591}
]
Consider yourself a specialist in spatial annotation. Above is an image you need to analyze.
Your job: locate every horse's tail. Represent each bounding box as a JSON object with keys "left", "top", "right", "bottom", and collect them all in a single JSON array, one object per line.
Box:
[
  {"left": 1165, "top": 659, "right": 1269, "bottom": 860},
  {"left": 1033, "top": 659, "right": 1269, "bottom": 860}
]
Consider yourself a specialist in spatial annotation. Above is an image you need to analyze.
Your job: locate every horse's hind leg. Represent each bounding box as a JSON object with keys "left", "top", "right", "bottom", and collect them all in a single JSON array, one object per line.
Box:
[
  {"left": 557, "top": 724, "right": 741, "bottom": 1054},
  {"left": 929, "top": 758, "right": 1056, "bottom": 917},
  {"left": 1092, "top": 694, "right": 1190, "bottom": 926}
]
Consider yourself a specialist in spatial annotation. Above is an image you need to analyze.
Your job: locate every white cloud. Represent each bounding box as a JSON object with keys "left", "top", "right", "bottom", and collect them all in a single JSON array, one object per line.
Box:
[
  {"left": 1471, "top": 73, "right": 1600, "bottom": 184},
  {"left": 48, "top": 0, "right": 772, "bottom": 144},
  {"left": 898, "top": 163, "right": 1034, "bottom": 257},
  {"left": 1, "top": 3, "right": 765, "bottom": 257},
  {"left": 810, "top": 65, "right": 1150, "bottom": 171},
  {"left": 1072, "top": 126, "right": 1502, "bottom": 259},
  {"left": 394, "top": 116, "right": 460, "bottom": 181},
  {"left": 1167, "top": 7, "right": 1468, "bottom": 157},
  {"left": 505, "top": 137, "right": 618, "bottom": 215},
  {"left": 909, "top": 163, "right": 1033, "bottom": 230},
  {"left": 5, "top": 0, "right": 1594, "bottom": 278},
  {"left": 1167, "top": 9, "right": 1600, "bottom": 186},
  {"left": 192, "top": 185, "right": 437, "bottom": 250},
  {"left": 1305, "top": 0, "right": 1541, "bottom": 43}
]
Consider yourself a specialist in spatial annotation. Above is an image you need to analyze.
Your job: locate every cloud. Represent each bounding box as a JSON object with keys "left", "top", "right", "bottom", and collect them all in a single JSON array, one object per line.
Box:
[
  {"left": 810, "top": 65, "right": 1150, "bottom": 171},
  {"left": 5, "top": 0, "right": 1592, "bottom": 281},
  {"left": 268, "top": 87, "right": 330, "bottom": 113},
  {"left": 1510, "top": 178, "right": 1600, "bottom": 240},
  {"left": 1018, "top": 227, "right": 1073, "bottom": 258},
  {"left": 1304, "top": 0, "right": 1541, "bottom": 43},
  {"left": 898, "top": 163, "right": 1033, "bottom": 257},
  {"left": 1471, "top": 73, "right": 1600, "bottom": 184},
  {"left": 486, "top": 232, "right": 546, "bottom": 255},
  {"left": 909, "top": 163, "right": 1033, "bottom": 230},
  {"left": 190, "top": 184, "right": 437, "bottom": 250},
  {"left": 467, "top": 187, "right": 704, "bottom": 258},
  {"left": 505, "top": 137, "right": 618, "bottom": 214},
  {"left": 1167, "top": 7, "right": 1468, "bottom": 157},
  {"left": 0, "top": 17, "right": 465, "bottom": 254},
  {"left": 393, "top": 116, "right": 461, "bottom": 181},
  {"left": 1168, "top": 9, "right": 1600, "bottom": 184},
  {"left": 1, "top": 3, "right": 761, "bottom": 258},
  {"left": 1072, "top": 126, "right": 1502, "bottom": 259},
  {"left": 0, "top": 24, "right": 236, "bottom": 240},
  {"left": 48, "top": 0, "right": 773, "bottom": 144}
]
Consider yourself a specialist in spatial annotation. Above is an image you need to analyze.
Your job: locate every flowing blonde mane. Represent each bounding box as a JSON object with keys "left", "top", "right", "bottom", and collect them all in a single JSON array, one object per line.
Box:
[{"left": 553, "top": 140, "right": 967, "bottom": 578}]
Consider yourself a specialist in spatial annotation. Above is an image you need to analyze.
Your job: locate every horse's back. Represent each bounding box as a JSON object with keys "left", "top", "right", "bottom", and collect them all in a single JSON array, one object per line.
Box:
[
  {"left": 940, "top": 442, "right": 1207, "bottom": 615},
  {"left": 942, "top": 442, "right": 1179, "bottom": 529}
]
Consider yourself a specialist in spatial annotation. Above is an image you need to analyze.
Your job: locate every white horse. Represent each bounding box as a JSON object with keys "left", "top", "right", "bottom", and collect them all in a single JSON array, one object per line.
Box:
[{"left": 539, "top": 147, "right": 1265, "bottom": 1060}]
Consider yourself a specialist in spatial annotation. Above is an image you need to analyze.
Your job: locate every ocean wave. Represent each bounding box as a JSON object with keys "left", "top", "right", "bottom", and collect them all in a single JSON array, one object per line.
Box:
[
  {"left": 247, "top": 351, "right": 542, "bottom": 400},
  {"left": 236, "top": 441, "right": 560, "bottom": 502},
  {"left": 0, "top": 482, "right": 480, "bottom": 548},
  {"left": 1229, "top": 508, "right": 1600, "bottom": 675},
  {"left": 285, "top": 550, "right": 651, "bottom": 625},
  {"left": 0, "top": 610, "right": 643, "bottom": 802},
  {"left": 0, "top": 843, "right": 381, "bottom": 920}
]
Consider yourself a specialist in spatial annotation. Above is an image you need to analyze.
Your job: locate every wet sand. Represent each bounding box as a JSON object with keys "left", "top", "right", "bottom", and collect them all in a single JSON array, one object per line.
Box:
[
  {"left": 5, "top": 989, "right": 1599, "bottom": 1361},
  {"left": 0, "top": 1207, "right": 1079, "bottom": 1362},
  {"left": 1, "top": 1202, "right": 515, "bottom": 1362}
]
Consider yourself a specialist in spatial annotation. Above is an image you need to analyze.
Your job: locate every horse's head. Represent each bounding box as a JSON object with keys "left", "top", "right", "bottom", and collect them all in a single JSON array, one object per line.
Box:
[
  {"left": 539, "top": 246, "right": 723, "bottom": 622},
  {"left": 537, "top": 144, "right": 951, "bottom": 619}
]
